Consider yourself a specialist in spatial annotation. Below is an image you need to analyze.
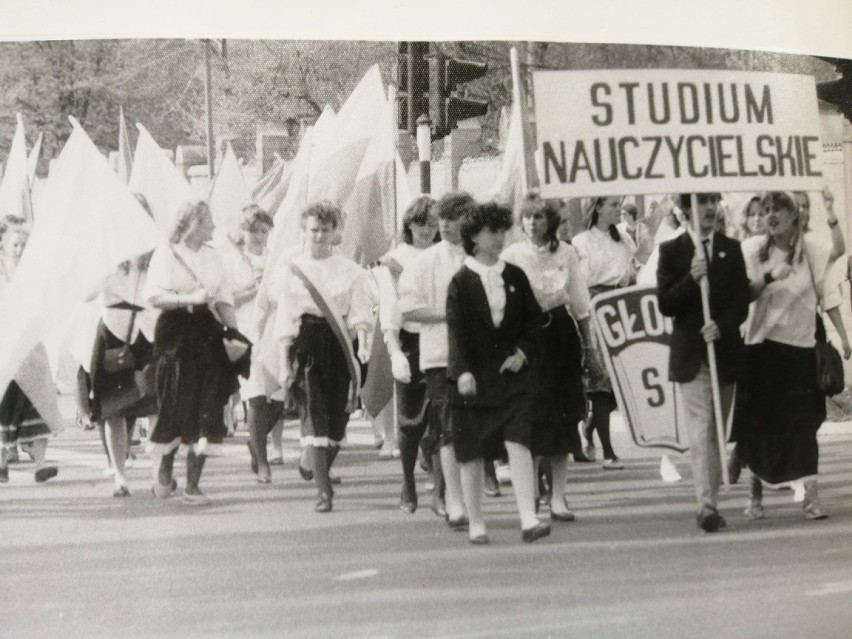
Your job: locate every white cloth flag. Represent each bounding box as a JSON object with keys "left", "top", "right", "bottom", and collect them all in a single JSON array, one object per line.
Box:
[
  {"left": 489, "top": 102, "right": 533, "bottom": 246},
  {"left": 209, "top": 142, "right": 251, "bottom": 245},
  {"left": 263, "top": 104, "right": 336, "bottom": 284},
  {"left": 0, "top": 113, "right": 34, "bottom": 221},
  {"left": 27, "top": 132, "right": 42, "bottom": 184},
  {"left": 128, "top": 123, "right": 194, "bottom": 234},
  {"left": 0, "top": 118, "right": 163, "bottom": 419},
  {"left": 117, "top": 107, "right": 133, "bottom": 185}
]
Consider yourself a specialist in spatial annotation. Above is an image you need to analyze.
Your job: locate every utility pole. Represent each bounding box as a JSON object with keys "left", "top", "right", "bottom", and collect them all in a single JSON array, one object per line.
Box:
[{"left": 203, "top": 39, "right": 215, "bottom": 181}]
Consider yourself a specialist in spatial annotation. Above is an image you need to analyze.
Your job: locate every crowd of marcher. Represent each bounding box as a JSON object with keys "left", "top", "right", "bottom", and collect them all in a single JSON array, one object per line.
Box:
[{"left": 1, "top": 186, "right": 848, "bottom": 542}]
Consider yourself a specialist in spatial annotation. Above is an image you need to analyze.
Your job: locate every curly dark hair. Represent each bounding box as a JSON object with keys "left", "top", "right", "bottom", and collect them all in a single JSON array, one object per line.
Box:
[
  {"left": 520, "top": 194, "right": 560, "bottom": 253},
  {"left": 676, "top": 192, "right": 722, "bottom": 216},
  {"left": 434, "top": 191, "right": 475, "bottom": 221},
  {"left": 401, "top": 196, "right": 437, "bottom": 245},
  {"left": 240, "top": 203, "right": 274, "bottom": 233},
  {"left": 461, "top": 202, "right": 513, "bottom": 256},
  {"left": 301, "top": 200, "right": 341, "bottom": 229}
]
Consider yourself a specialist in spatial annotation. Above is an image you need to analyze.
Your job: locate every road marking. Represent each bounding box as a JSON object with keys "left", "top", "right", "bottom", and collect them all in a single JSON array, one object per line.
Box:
[
  {"left": 806, "top": 580, "right": 852, "bottom": 596},
  {"left": 334, "top": 569, "right": 379, "bottom": 581}
]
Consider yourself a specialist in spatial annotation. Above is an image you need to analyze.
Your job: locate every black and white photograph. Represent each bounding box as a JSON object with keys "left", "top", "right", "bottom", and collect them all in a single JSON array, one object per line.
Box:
[{"left": 1, "top": 1, "right": 852, "bottom": 637}]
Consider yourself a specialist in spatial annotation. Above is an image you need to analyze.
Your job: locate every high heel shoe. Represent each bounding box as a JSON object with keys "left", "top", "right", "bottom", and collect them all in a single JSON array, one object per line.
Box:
[
  {"left": 469, "top": 533, "right": 489, "bottom": 545},
  {"left": 315, "top": 492, "right": 332, "bottom": 513},
  {"left": 399, "top": 485, "right": 417, "bottom": 514},
  {"left": 522, "top": 522, "right": 551, "bottom": 543},
  {"left": 299, "top": 464, "right": 314, "bottom": 481}
]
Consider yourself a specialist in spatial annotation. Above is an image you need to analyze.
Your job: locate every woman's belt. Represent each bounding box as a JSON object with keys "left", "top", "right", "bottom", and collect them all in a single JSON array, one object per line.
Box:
[{"left": 300, "top": 313, "right": 329, "bottom": 326}]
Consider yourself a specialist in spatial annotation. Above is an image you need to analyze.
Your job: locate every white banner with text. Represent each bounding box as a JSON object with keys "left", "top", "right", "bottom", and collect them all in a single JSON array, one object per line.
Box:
[{"left": 533, "top": 69, "right": 824, "bottom": 198}]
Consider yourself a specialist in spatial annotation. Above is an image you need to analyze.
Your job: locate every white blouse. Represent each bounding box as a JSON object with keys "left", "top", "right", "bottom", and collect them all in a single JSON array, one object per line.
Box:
[
  {"left": 101, "top": 267, "right": 159, "bottom": 343},
  {"left": 377, "top": 243, "right": 424, "bottom": 334},
  {"left": 397, "top": 240, "right": 467, "bottom": 370},
  {"left": 501, "top": 240, "right": 590, "bottom": 320},
  {"left": 223, "top": 244, "right": 266, "bottom": 336},
  {"left": 742, "top": 234, "right": 831, "bottom": 348},
  {"left": 464, "top": 257, "right": 507, "bottom": 327},
  {"left": 273, "top": 253, "right": 374, "bottom": 341},
  {"left": 572, "top": 226, "right": 638, "bottom": 289},
  {"left": 144, "top": 242, "right": 234, "bottom": 306}
]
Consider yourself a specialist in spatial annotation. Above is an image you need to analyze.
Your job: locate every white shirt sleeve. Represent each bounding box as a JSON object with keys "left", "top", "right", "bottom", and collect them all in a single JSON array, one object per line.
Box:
[{"left": 564, "top": 245, "right": 591, "bottom": 320}]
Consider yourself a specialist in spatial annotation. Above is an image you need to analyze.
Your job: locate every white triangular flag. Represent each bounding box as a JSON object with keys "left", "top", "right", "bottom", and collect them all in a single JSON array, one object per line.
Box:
[
  {"left": 0, "top": 118, "right": 163, "bottom": 430},
  {"left": 128, "top": 123, "right": 193, "bottom": 233}
]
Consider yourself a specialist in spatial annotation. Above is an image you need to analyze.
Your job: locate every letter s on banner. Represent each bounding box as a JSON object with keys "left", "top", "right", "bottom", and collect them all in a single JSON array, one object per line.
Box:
[{"left": 590, "top": 284, "right": 688, "bottom": 453}]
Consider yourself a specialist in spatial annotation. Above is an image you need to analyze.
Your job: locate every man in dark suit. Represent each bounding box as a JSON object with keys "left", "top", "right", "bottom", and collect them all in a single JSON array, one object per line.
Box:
[{"left": 657, "top": 193, "right": 750, "bottom": 532}]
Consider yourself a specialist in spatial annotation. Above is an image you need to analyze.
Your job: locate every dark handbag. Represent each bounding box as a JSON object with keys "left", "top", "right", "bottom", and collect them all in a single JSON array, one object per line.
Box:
[
  {"left": 806, "top": 254, "right": 845, "bottom": 397},
  {"left": 98, "top": 368, "right": 158, "bottom": 418},
  {"left": 102, "top": 282, "right": 141, "bottom": 373},
  {"left": 102, "top": 344, "right": 136, "bottom": 372},
  {"left": 815, "top": 315, "right": 844, "bottom": 397}
]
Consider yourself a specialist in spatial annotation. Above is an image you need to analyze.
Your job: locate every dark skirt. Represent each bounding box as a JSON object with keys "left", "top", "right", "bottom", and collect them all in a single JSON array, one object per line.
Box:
[
  {"left": 149, "top": 308, "right": 239, "bottom": 447},
  {"left": 288, "top": 315, "right": 352, "bottom": 447},
  {"left": 90, "top": 320, "right": 157, "bottom": 422},
  {"left": 452, "top": 390, "right": 532, "bottom": 463},
  {"left": 396, "top": 329, "right": 429, "bottom": 430},
  {"left": 739, "top": 340, "right": 826, "bottom": 485},
  {"left": 531, "top": 306, "right": 586, "bottom": 456},
  {"left": 0, "top": 382, "right": 50, "bottom": 445}
]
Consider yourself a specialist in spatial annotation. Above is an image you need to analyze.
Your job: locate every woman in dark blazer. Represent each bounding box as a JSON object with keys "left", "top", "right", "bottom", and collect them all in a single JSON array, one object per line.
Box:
[{"left": 446, "top": 202, "right": 550, "bottom": 545}]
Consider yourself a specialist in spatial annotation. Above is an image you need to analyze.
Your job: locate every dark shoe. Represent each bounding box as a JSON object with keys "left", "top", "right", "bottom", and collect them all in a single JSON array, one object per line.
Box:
[
  {"left": 0, "top": 466, "right": 8, "bottom": 483},
  {"left": 697, "top": 506, "right": 722, "bottom": 532},
  {"left": 469, "top": 533, "right": 490, "bottom": 545},
  {"left": 112, "top": 485, "right": 131, "bottom": 498},
  {"left": 550, "top": 510, "right": 576, "bottom": 522},
  {"left": 447, "top": 515, "right": 469, "bottom": 531},
  {"left": 34, "top": 466, "right": 58, "bottom": 483},
  {"left": 431, "top": 495, "right": 447, "bottom": 519},
  {"left": 572, "top": 450, "right": 593, "bottom": 463},
  {"left": 330, "top": 474, "right": 342, "bottom": 485},
  {"left": 315, "top": 492, "right": 333, "bottom": 513},
  {"left": 247, "top": 442, "right": 258, "bottom": 474},
  {"left": 522, "top": 522, "right": 551, "bottom": 543},
  {"left": 298, "top": 464, "right": 314, "bottom": 481}
]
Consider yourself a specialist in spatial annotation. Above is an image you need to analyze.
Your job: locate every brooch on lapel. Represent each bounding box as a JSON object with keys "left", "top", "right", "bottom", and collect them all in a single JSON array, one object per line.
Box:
[
  {"left": 508, "top": 285, "right": 516, "bottom": 293},
  {"left": 719, "top": 251, "right": 726, "bottom": 258}
]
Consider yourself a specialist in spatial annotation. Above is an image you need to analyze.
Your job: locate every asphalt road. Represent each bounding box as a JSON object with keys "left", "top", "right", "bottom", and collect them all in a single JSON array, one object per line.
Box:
[{"left": 2, "top": 409, "right": 852, "bottom": 639}]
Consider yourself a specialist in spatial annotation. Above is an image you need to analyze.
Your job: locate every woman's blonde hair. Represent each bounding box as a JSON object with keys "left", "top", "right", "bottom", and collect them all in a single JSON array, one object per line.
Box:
[{"left": 758, "top": 191, "right": 805, "bottom": 265}]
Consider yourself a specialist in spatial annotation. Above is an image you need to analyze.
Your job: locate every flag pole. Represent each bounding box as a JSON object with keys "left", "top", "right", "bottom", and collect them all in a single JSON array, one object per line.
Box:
[
  {"left": 691, "top": 193, "right": 730, "bottom": 490},
  {"left": 509, "top": 47, "right": 539, "bottom": 194},
  {"left": 388, "top": 82, "right": 400, "bottom": 448}
]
